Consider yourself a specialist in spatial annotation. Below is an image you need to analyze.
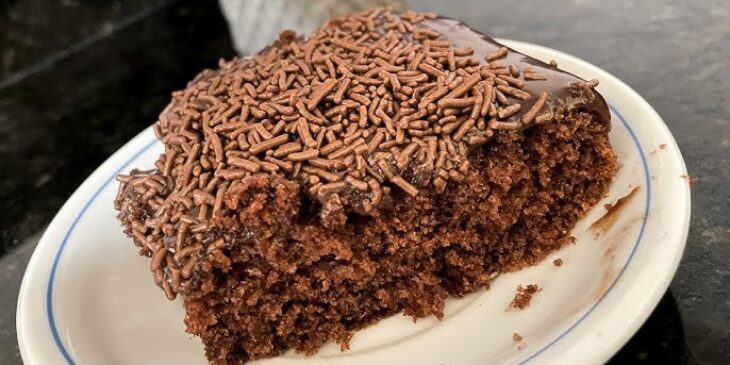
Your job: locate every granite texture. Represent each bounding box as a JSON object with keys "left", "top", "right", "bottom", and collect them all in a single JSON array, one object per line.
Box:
[
  {"left": 0, "top": 0, "right": 727, "bottom": 363},
  {"left": 0, "top": 0, "right": 171, "bottom": 81}
]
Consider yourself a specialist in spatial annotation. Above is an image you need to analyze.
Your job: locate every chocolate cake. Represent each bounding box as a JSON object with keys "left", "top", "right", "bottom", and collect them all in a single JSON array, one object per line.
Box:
[{"left": 114, "top": 8, "right": 617, "bottom": 364}]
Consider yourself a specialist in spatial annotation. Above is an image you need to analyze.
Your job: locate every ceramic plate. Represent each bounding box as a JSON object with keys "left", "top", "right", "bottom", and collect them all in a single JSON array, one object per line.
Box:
[{"left": 17, "top": 40, "right": 690, "bottom": 365}]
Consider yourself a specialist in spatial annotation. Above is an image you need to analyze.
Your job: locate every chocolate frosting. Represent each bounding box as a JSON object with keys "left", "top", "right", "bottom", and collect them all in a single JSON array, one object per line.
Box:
[{"left": 423, "top": 17, "right": 610, "bottom": 123}]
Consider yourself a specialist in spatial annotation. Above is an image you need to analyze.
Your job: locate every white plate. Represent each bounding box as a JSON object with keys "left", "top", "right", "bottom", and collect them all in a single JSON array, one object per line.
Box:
[{"left": 17, "top": 40, "right": 690, "bottom": 365}]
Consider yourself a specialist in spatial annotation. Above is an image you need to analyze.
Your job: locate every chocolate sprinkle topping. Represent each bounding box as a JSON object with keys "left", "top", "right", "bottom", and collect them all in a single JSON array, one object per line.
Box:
[{"left": 157, "top": 8, "right": 605, "bottom": 212}]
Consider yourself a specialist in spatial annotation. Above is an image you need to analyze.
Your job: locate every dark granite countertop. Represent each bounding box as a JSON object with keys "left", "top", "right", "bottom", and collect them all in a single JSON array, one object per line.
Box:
[{"left": 0, "top": 0, "right": 727, "bottom": 363}]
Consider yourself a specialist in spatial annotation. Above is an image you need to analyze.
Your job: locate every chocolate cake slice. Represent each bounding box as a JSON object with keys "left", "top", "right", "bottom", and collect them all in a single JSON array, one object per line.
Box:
[{"left": 115, "top": 8, "right": 617, "bottom": 364}]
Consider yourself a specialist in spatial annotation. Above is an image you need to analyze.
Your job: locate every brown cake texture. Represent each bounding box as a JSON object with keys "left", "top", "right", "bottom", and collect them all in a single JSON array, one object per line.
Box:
[{"left": 114, "top": 8, "right": 617, "bottom": 364}]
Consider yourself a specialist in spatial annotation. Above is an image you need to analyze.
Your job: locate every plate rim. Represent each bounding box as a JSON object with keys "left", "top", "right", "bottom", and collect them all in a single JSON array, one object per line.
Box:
[
  {"left": 504, "top": 39, "right": 691, "bottom": 364},
  {"left": 16, "top": 39, "right": 690, "bottom": 365}
]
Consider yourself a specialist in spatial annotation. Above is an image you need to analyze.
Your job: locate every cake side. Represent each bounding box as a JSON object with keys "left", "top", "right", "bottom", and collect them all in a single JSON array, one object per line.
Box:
[
  {"left": 114, "top": 8, "right": 617, "bottom": 364},
  {"left": 117, "top": 109, "right": 616, "bottom": 363}
]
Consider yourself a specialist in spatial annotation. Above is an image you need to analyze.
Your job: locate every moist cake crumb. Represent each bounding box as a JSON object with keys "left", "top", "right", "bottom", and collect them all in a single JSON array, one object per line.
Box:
[
  {"left": 114, "top": 7, "right": 616, "bottom": 364},
  {"left": 553, "top": 258, "right": 563, "bottom": 267},
  {"left": 510, "top": 284, "right": 540, "bottom": 310}
]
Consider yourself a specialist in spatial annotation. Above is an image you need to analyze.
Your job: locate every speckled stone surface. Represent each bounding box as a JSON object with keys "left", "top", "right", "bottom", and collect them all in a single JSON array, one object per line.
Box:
[{"left": 0, "top": 0, "right": 727, "bottom": 363}]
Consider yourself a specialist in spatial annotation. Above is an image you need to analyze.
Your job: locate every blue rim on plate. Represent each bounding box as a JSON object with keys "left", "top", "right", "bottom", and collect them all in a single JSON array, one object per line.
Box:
[{"left": 45, "top": 102, "right": 651, "bottom": 365}]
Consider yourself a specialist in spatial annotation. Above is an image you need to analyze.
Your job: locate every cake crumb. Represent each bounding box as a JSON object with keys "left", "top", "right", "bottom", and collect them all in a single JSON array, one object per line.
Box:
[
  {"left": 512, "top": 332, "right": 523, "bottom": 342},
  {"left": 659, "top": 143, "right": 667, "bottom": 150},
  {"left": 558, "top": 235, "right": 576, "bottom": 246},
  {"left": 680, "top": 174, "right": 697, "bottom": 186},
  {"left": 510, "top": 284, "right": 540, "bottom": 310},
  {"left": 553, "top": 258, "right": 563, "bottom": 267}
]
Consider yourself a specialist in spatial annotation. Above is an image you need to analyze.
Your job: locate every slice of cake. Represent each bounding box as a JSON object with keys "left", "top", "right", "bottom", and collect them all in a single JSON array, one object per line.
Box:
[{"left": 115, "top": 8, "right": 617, "bottom": 364}]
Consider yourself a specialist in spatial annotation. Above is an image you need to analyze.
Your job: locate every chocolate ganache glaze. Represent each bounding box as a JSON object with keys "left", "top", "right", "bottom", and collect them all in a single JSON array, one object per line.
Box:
[{"left": 423, "top": 17, "right": 610, "bottom": 124}]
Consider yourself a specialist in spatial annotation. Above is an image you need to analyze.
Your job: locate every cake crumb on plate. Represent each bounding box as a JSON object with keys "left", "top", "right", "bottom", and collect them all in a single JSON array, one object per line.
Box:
[
  {"left": 510, "top": 284, "right": 540, "bottom": 310},
  {"left": 680, "top": 174, "right": 697, "bottom": 186}
]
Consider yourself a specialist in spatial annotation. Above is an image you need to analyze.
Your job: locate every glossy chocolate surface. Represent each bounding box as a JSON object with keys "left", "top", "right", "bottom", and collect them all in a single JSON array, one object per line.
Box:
[{"left": 424, "top": 17, "right": 611, "bottom": 123}]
